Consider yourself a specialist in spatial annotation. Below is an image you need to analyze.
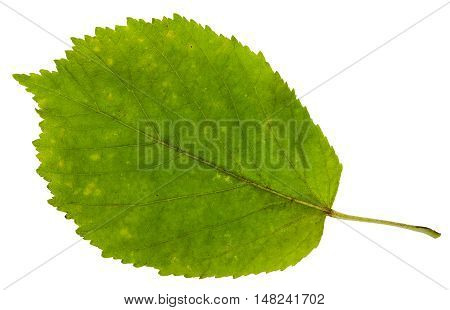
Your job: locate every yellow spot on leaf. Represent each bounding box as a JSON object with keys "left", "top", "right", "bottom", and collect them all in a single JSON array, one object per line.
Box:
[
  {"left": 90, "top": 153, "right": 100, "bottom": 161},
  {"left": 213, "top": 173, "right": 231, "bottom": 183},
  {"left": 119, "top": 227, "right": 132, "bottom": 238},
  {"left": 166, "top": 30, "right": 175, "bottom": 39},
  {"left": 64, "top": 181, "right": 73, "bottom": 188},
  {"left": 83, "top": 182, "right": 97, "bottom": 196}
]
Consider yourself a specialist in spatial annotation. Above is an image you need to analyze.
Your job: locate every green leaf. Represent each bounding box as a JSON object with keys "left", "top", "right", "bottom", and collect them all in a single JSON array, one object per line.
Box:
[{"left": 14, "top": 14, "right": 439, "bottom": 278}]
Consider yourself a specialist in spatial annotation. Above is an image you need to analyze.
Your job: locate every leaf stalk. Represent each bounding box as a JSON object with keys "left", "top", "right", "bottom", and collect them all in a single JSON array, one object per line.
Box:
[{"left": 328, "top": 209, "right": 441, "bottom": 239}]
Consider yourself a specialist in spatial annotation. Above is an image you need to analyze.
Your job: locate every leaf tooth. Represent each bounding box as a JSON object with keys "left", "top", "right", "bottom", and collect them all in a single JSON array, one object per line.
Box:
[
  {"left": 32, "top": 138, "right": 41, "bottom": 148},
  {"left": 64, "top": 49, "right": 76, "bottom": 61},
  {"left": 274, "top": 70, "right": 282, "bottom": 80},
  {"left": 172, "top": 13, "right": 183, "bottom": 21},
  {"left": 126, "top": 17, "right": 138, "bottom": 26},
  {"left": 94, "top": 26, "right": 109, "bottom": 37},
  {"left": 133, "top": 261, "right": 145, "bottom": 268},
  {"left": 83, "top": 34, "right": 94, "bottom": 42},
  {"left": 257, "top": 51, "right": 266, "bottom": 61},
  {"left": 54, "top": 58, "right": 69, "bottom": 72},
  {"left": 100, "top": 247, "right": 114, "bottom": 259},
  {"left": 187, "top": 17, "right": 200, "bottom": 28},
  {"left": 112, "top": 23, "right": 124, "bottom": 32},
  {"left": 38, "top": 69, "right": 53, "bottom": 78},
  {"left": 12, "top": 73, "right": 29, "bottom": 85},
  {"left": 70, "top": 37, "right": 85, "bottom": 51}
]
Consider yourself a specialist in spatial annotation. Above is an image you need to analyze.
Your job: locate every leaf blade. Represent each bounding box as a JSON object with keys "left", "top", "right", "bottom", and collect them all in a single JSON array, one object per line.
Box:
[{"left": 15, "top": 15, "right": 342, "bottom": 277}]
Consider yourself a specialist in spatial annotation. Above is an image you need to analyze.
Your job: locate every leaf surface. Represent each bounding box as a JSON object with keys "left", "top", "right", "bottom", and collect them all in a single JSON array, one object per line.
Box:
[{"left": 15, "top": 15, "right": 342, "bottom": 277}]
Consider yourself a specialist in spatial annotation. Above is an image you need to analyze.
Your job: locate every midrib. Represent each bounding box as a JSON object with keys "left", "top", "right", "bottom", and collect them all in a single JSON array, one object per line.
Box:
[{"left": 106, "top": 107, "right": 331, "bottom": 215}]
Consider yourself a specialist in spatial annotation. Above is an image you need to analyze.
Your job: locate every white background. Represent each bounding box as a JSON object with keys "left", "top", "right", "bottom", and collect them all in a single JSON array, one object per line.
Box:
[{"left": 1, "top": 0, "right": 449, "bottom": 309}]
